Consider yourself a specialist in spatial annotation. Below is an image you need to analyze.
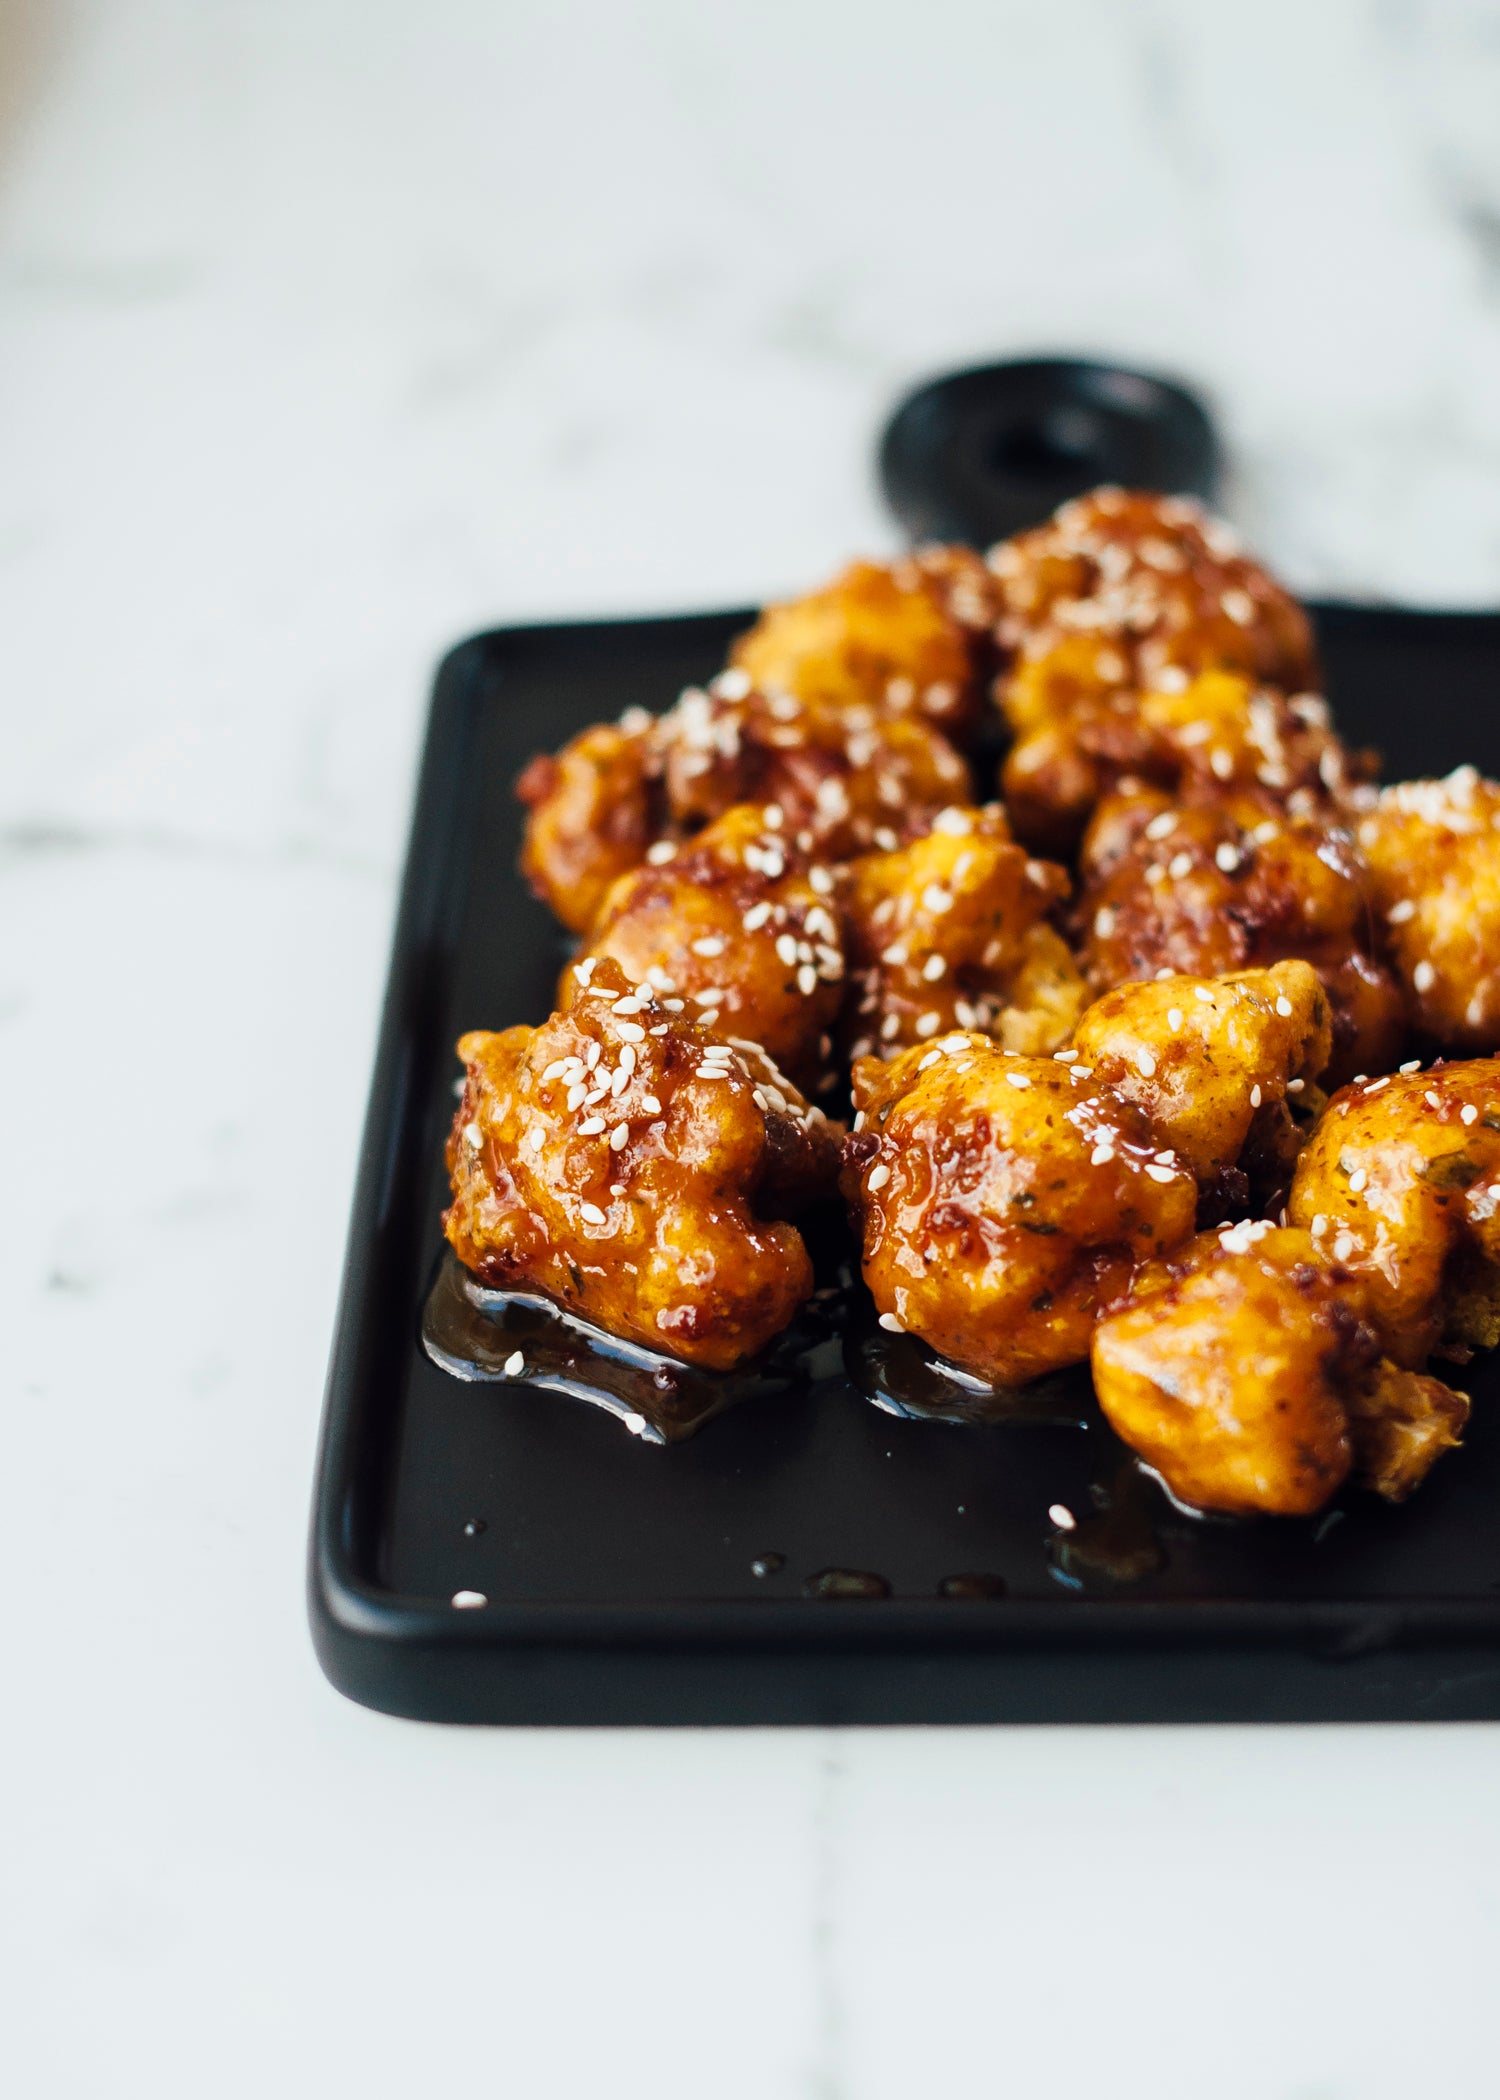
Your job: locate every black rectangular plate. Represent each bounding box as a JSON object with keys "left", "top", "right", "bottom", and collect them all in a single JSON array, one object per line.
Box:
[{"left": 310, "top": 602, "right": 1500, "bottom": 1724}]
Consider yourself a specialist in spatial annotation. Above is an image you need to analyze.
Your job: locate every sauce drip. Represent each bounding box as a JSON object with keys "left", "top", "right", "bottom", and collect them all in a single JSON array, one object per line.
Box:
[
  {"left": 422, "top": 1249, "right": 837, "bottom": 1443},
  {"left": 804, "top": 1567, "right": 891, "bottom": 1599},
  {"left": 1048, "top": 1462, "right": 1170, "bottom": 1589},
  {"left": 846, "top": 1310, "right": 1092, "bottom": 1428}
]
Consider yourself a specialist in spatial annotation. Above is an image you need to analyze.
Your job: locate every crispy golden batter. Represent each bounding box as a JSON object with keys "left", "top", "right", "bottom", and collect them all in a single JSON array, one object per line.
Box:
[
  {"left": 516, "top": 721, "right": 656, "bottom": 936},
  {"left": 567, "top": 804, "right": 844, "bottom": 1091},
  {"left": 1093, "top": 1224, "right": 1467, "bottom": 1513},
  {"left": 1357, "top": 767, "right": 1500, "bottom": 1053},
  {"left": 840, "top": 804, "right": 1085, "bottom": 1062},
  {"left": 730, "top": 547, "right": 998, "bottom": 744},
  {"left": 989, "top": 490, "right": 1321, "bottom": 849},
  {"left": 517, "top": 675, "right": 973, "bottom": 932},
  {"left": 1076, "top": 783, "right": 1404, "bottom": 1085},
  {"left": 1287, "top": 1058, "right": 1500, "bottom": 1368},
  {"left": 1092, "top": 1225, "right": 1378, "bottom": 1515},
  {"left": 1072, "top": 961, "right": 1331, "bottom": 1195},
  {"left": 841, "top": 1035, "right": 1197, "bottom": 1385},
  {"left": 443, "top": 958, "right": 840, "bottom": 1370},
  {"left": 1344, "top": 1359, "right": 1469, "bottom": 1503}
]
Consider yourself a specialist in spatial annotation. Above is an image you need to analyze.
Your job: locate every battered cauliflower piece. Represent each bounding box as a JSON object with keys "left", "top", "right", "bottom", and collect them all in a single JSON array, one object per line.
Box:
[
  {"left": 566, "top": 804, "right": 844, "bottom": 1092},
  {"left": 730, "top": 547, "right": 998, "bottom": 744},
  {"left": 516, "top": 719, "right": 656, "bottom": 936},
  {"left": 443, "top": 959, "right": 840, "bottom": 1370},
  {"left": 1072, "top": 961, "right": 1331, "bottom": 1198},
  {"left": 989, "top": 489, "right": 1321, "bottom": 849},
  {"left": 1076, "top": 784, "right": 1405, "bottom": 1085},
  {"left": 1357, "top": 766, "right": 1500, "bottom": 1053},
  {"left": 841, "top": 1035, "right": 1197, "bottom": 1386},
  {"left": 1288, "top": 1058, "right": 1500, "bottom": 1368},
  {"left": 1091, "top": 1223, "right": 1467, "bottom": 1516},
  {"left": 841, "top": 804, "right": 1085, "bottom": 1062},
  {"left": 517, "top": 674, "right": 973, "bottom": 932}
]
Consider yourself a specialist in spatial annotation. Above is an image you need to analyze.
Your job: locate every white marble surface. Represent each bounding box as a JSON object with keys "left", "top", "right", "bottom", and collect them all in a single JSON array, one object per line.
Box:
[{"left": 6, "top": 3, "right": 1500, "bottom": 2094}]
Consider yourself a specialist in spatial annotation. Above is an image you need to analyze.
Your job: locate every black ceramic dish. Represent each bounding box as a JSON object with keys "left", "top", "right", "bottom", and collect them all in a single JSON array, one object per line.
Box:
[{"left": 310, "top": 362, "right": 1500, "bottom": 1725}]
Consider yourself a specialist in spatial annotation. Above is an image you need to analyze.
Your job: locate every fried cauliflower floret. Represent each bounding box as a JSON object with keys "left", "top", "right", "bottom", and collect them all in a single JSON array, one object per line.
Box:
[
  {"left": 730, "top": 547, "right": 998, "bottom": 744},
  {"left": 517, "top": 674, "right": 973, "bottom": 932},
  {"left": 1343, "top": 1358, "right": 1469, "bottom": 1503},
  {"left": 1072, "top": 961, "right": 1331, "bottom": 1198},
  {"left": 566, "top": 804, "right": 844, "bottom": 1092},
  {"left": 1288, "top": 1058, "right": 1500, "bottom": 1368},
  {"left": 1076, "top": 784, "right": 1404, "bottom": 1085},
  {"left": 516, "top": 719, "right": 656, "bottom": 934},
  {"left": 990, "top": 490, "right": 1320, "bottom": 849},
  {"left": 1357, "top": 766, "right": 1500, "bottom": 1053},
  {"left": 1093, "top": 1225, "right": 1381, "bottom": 1516},
  {"left": 841, "top": 1035, "right": 1197, "bottom": 1386},
  {"left": 840, "top": 804, "right": 1084, "bottom": 1062},
  {"left": 443, "top": 959, "right": 840, "bottom": 1370}
]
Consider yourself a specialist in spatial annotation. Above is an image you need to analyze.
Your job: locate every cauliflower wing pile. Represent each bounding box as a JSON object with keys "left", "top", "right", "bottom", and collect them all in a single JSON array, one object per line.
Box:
[
  {"left": 443, "top": 957, "right": 840, "bottom": 1370},
  {"left": 435, "top": 488, "right": 1500, "bottom": 1514}
]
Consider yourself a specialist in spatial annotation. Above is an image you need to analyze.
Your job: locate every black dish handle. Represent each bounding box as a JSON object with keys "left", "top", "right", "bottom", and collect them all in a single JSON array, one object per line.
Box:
[{"left": 878, "top": 356, "right": 1222, "bottom": 548}]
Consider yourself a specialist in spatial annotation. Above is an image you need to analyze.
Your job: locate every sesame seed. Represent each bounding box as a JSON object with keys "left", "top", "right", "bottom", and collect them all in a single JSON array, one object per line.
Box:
[
  {"left": 1071, "top": 1065, "right": 1090, "bottom": 1080},
  {"left": 452, "top": 1589, "right": 488, "bottom": 1609},
  {"left": 921, "top": 884, "right": 953, "bottom": 914},
  {"left": 640, "top": 1094, "right": 662, "bottom": 1115},
  {"left": 1425, "top": 1090, "right": 1441, "bottom": 1109},
  {"left": 1275, "top": 996, "right": 1293, "bottom": 1018},
  {"left": 743, "top": 901, "right": 772, "bottom": 931},
  {"left": 1387, "top": 899, "right": 1416, "bottom": 923},
  {"left": 578, "top": 1116, "right": 607, "bottom": 1136},
  {"left": 867, "top": 1163, "right": 891, "bottom": 1191},
  {"left": 1090, "top": 1144, "right": 1116, "bottom": 1166},
  {"left": 609, "top": 1123, "right": 629, "bottom": 1152},
  {"left": 583, "top": 1084, "right": 608, "bottom": 1106},
  {"left": 1413, "top": 960, "right": 1436, "bottom": 994},
  {"left": 617, "top": 1022, "right": 646, "bottom": 1043},
  {"left": 1311, "top": 1215, "right": 1328, "bottom": 1237},
  {"left": 797, "top": 964, "right": 818, "bottom": 995},
  {"left": 612, "top": 996, "right": 645, "bottom": 1015},
  {"left": 503, "top": 1350, "right": 525, "bottom": 1378},
  {"left": 1288, "top": 1078, "right": 1305, "bottom": 1093},
  {"left": 1363, "top": 1076, "right": 1390, "bottom": 1094},
  {"left": 527, "top": 1127, "right": 546, "bottom": 1152},
  {"left": 1332, "top": 1233, "right": 1356, "bottom": 1261},
  {"left": 1348, "top": 1167, "right": 1368, "bottom": 1192},
  {"left": 566, "top": 1083, "right": 588, "bottom": 1111},
  {"left": 1462, "top": 1104, "right": 1479, "bottom": 1126},
  {"left": 1005, "top": 1071, "right": 1031, "bottom": 1089},
  {"left": 917, "top": 1050, "right": 940, "bottom": 1070},
  {"left": 1145, "top": 812, "right": 1176, "bottom": 842},
  {"left": 541, "top": 1059, "right": 569, "bottom": 1082},
  {"left": 580, "top": 1202, "right": 607, "bottom": 1226},
  {"left": 1145, "top": 1164, "right": 1176, "bottom": 1182},
  {"left": 646, "top": 840, "right": 677, "bottom": 865},
  {"left": 1194, "top": 986, "right": 1216, "bottom": 1004},
  {"left": 1214, "top": 842, "right": 1241, "bottom": 872},
  {"left": 1136, "top": 1050, "right": 1156, "bottom": 1078},
  {"left": 776, "top": 933, "right": 798, "bottom": 966},
  {"left": 1250, "top": 1084, "right": 1262, "bottom": 1108},
  {"left": 584, "top": 1041, "right": 601, "bottom": 1069},
  {"left": 809, "top": 867, "right": 834, "bottom": 894},
  {"left": 1209, "top": 748, "right": 1234, "bottom": 781},
  {"left": 1168, "top": 851, "right": 1193, "bottom": 881},
  {"left": 878, "top": 1312, "right": 904, "bottom": 1333},
  {"left": 763, "top": 804, "right": 783, "bottom": 829},
  {"left": 916, "top": 1011, "right": 941, "bottom": 1039},
  {"left": 922, "top": 954, "right": 946, "bottom": 981},
  {"left": 880, "top": 1013, "right": 902, "bottom": 1040},
  {"left": 1094, "top": 907, "right": 1116, "bottom": 939},
  {"left": 1166, "top": 1008, "right": 1184, "bottom": 1032},
  {"left": 692, "top": 936, "right": 726, "bottom": 958},
  {"left": 1048, "top": 1504, "right": 1076, "bottom": 1530},
  {"left": 1154, "top": 1149, "right": 1176, "bottom": 1165}
]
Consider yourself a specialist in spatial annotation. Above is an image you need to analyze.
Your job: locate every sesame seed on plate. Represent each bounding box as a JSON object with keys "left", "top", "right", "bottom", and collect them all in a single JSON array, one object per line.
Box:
[
  {"left": 451, "top": 1590, "right": 488, "bottom": 1609},
  {"left": 1048, "top": 1504, "right": 1076, "bottom": 1530}
]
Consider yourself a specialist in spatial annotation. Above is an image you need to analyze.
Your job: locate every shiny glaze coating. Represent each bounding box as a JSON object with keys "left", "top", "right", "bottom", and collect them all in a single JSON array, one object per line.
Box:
[
  {"left": 569, "top": 803, "right": 845, "bottom": 1091},
  {"left": 1072, "top": 960, "right": 1330, "bottom": 1191},
  {"left": 730, "top": 546, "right": 998, "bottom": 745},
  {"left": 1288, "top": 1058, "right": 1500, "bottom": 1367},
  {"left": 444, "top": 958, "right": 841, "bottom": 1370},
  {"left": 1076, "top": 781, "right": 1404, "bottom": 1085},
  {"left": 517, "top": 672, "right": 972, "bottom": 932},
  {"left": 1093, "top": 1226, "right": 1378, "bottom": 1515},
  {"left": 841, "top": 803, "right": 1084, "bottom": 1062},
  {"left": 988, "top": 490, "right": 1320, "bottom": 849},
  {"left": 1357, "top": 766, "right": 1500, "bottom": 1053},
  {"left": 842, "top": 1035, "right": 1197, "bottom": 1385}
]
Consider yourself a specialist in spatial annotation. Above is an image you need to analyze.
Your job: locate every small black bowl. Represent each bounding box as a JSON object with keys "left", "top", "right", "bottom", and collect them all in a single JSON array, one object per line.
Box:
[{"left": 878, "top": 355, "right": 1221, "bottom": 548}]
